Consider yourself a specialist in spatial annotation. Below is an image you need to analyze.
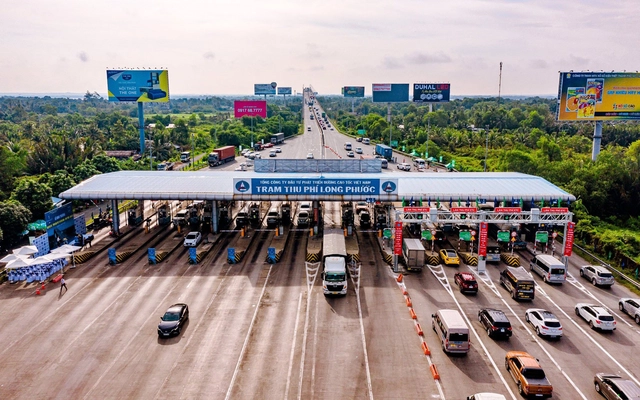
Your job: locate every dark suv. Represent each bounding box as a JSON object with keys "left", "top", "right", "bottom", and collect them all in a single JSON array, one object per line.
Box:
[{"left": 478, "top": 308, "right": 513, "bottom": 339}]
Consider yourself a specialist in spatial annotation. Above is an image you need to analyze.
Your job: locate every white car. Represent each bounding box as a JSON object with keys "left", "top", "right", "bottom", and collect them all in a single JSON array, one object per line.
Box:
[
  {"left": 525, "top": 308, "right": 563, "bottom": 338},
  {"left": 306, "top": 153, "right": 314, "bottom": 159},
  {"left": 397, "top": 162, "right": 411, "bottom": 171},
  {"left": 580, "top": 265, "right": 615, "bottom": 287},
  {"left": 275, "top": 147, "right": 282, "bottom": 153},
  {"left": 575, "top": 303, "right": 616, "bottom": 331},
  {"left": 355, "top": 147, "right": 363, "bottom": 154},
  {"left": 619, "top": 298, "right": 640, "bottom": 324},
  {"left": 183, "top": 231, "right": 202, "bottom": 247}
]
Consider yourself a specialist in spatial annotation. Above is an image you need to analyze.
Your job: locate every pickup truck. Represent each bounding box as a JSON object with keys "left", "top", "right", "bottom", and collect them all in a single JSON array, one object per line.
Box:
[{"left": 505, "top": 351, "right": 553, "bottom": 398}]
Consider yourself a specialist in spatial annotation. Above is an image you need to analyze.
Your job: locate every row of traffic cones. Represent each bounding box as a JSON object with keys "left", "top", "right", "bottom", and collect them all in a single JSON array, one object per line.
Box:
[{"left": 35, "top": 282, "right": 46, "bottom": 295}]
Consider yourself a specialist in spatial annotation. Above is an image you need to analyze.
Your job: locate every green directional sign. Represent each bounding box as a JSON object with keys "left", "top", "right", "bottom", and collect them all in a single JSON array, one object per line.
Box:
[
  {"left": 497, "top": 230, "right": 511, "bottom": 242},
  {"left": 391, "top": 140, "right": 398, "bottom": 147},
  {"left": 459, "top": 230, "right": 472, "bottom": 242},
  {"left": 383, "top": 228, "right": 392, "bottom": 239},
  {"left": 422, "top": 230, "right": 432, "bottom": 240},
  {"left": 535, "top": 231, "right": 549, "bottom": 243},
  {"left": 358, "top": 129, "right": 366, "bottom": 136}
]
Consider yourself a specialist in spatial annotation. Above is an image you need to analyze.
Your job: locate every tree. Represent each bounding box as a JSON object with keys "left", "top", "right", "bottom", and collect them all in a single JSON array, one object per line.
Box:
[
  {"left": 73, "top": 160, "right": 101, "bottom": 182},
  {"left": 0, "top": 200, "right": 31, "bottom": 248},
  {"left": 10, "top": 179, "right": 53, "bottom": 220},
  {"left": 91, "top": 153, "right": 121, "bottom": 173},
  {"left": 39, "top": 171, "right": 77, "bottom": 197}
]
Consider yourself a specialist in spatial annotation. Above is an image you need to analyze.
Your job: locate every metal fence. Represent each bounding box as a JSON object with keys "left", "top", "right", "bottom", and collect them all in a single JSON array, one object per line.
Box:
[{"left": 254, "top": 159, "right": 382, "bottom": 173}]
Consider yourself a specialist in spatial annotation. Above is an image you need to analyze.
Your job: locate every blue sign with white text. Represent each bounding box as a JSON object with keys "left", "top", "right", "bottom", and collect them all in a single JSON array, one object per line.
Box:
[{"left": 233, "top": 178, "right": 398, "bottom": 195}]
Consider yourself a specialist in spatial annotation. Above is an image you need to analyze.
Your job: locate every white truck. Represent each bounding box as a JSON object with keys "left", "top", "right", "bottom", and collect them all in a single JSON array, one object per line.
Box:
[{"left": 322, "top": 229, "right": 348, "bottom": 296}]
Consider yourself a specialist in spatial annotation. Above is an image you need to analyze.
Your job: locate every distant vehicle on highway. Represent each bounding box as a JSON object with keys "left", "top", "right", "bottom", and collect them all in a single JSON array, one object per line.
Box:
[
  {"left": 347, "top": 151, "right": 354, "bottom": 157},
  {"left": 355, "top": 147, "right": 363, "bottom": 154},
  {"left": 397, "top": 162, "right": 411, "bottom": 171},
  {"left": 275, "top": 147, "right": 282, "bottom": 153},
  {"left": 306, "top": 152, "right": 314, "bottom": 159}
]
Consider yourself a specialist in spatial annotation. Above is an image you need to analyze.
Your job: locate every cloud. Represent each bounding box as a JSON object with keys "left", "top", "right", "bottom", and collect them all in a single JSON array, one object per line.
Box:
[
  {"left": 569, "top": 54, "right": 589, "bottom": 65},
  {"left": 406, "top": 52, "right": 452, "bottom": 65},
  {"left": 310, "top": 66, "right": 324, "bottom": 71},
  {"left": 305, "top": 43, "right": 322, "bottom": 59},
  {"left": 530, "top": 59, "right": 548, "bottom": 69},
  {"left": 382, "top": 56, "right": 403, "bottom": 69},
  {"left": 203, "top": 51, "right": 215, "bottom": 60},
  {"left": 77, "top": 51, "right": 88, "bottom": 62}
]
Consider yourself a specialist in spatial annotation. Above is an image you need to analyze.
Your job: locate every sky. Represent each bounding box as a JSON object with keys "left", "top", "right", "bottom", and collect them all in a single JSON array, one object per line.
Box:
[{"left": 1, "top": 0, "right": 639, "bottom": 96}]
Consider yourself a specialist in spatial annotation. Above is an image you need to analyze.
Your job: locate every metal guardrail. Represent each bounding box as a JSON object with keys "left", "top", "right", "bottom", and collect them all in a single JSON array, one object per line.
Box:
[{"left": 572, "top": 242, "right": 640, "bottom": 291}]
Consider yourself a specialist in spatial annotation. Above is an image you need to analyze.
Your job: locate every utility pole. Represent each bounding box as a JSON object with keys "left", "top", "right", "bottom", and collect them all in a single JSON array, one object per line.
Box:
[{"left": 498, "top": 62, "right": 503, "bottom": 105}]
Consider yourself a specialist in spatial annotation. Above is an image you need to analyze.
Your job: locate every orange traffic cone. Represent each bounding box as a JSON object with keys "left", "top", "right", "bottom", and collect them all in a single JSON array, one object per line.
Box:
[
  {"left": 41, "top": 283, "right": 46, "bottom": 290},
  {"left": 396, "top": 274, "right": 403, "bottom": 283},
  {"left": 36, "top": 288, "right": 41, "bottom": 295}
]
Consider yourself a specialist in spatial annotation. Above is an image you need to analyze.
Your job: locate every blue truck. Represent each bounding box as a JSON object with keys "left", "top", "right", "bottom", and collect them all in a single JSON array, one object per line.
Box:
[{"left": 375, "top": 144, "right": 393, "bottom": 161}]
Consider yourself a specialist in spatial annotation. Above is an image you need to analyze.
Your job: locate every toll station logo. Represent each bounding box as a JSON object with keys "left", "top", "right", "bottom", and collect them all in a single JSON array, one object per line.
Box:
[
  {"left": 381, "top": 180, "right": 397, "bottom": 193},
  {"left": 235, "top": 180, "right": 250, "bottom": 193}
]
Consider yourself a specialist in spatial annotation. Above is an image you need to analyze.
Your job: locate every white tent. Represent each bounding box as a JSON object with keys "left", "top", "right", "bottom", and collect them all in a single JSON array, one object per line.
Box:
[
  {"left": 0, "top": 254, "right": 30, "bottom": 263},
  {"left": 12, "top": 245, "right": 38, "bottom": 256},
  {"left": 5, "top": 258, "right": 33, "bottom": 269},
  {"left": 50, "top": 244, "right": 82, "bottom": 254}
]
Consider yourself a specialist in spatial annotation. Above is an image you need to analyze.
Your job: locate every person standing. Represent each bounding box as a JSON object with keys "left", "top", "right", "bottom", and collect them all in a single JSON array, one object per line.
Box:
[{"left": 60, "top": 277, "right": 67, "bottom": 294}]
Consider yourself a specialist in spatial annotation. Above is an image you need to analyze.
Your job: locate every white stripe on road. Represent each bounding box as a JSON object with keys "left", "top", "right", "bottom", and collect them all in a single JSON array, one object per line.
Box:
[{"left": 284, "top": 292, "right": 303, "bottom": 400}]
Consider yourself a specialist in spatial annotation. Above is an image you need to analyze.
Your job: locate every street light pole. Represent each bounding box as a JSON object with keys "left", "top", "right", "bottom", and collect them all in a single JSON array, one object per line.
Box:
[{"left": 484, "top": 125, "right": 489, "bottom": 172}]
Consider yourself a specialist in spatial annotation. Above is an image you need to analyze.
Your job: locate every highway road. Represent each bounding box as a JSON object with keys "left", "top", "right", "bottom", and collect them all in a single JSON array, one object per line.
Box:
[{"left": 0, "top": 94, "right": 638, "bottom": 399}]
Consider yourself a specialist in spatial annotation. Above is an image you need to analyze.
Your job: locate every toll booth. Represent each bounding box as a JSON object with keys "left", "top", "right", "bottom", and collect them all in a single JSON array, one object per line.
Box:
[{"left": 127, "top": 202, "right": 144, "bottom": 226}]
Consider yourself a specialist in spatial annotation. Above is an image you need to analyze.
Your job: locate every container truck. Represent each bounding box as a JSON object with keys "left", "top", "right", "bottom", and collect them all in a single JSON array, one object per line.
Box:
[
  {"left": 375, "top": 144, "right": 393, "bottom": 161},
  {"left": 322, "top": 229, "right": 348, "bottom": 296},
  {"left": 402, "top": 238, "right": 425, "bottom": 272},
  {"left": 270, "top": 132, "right": 285, "bottom": 144},
  {"left": 208, "top": 146, "right": 236, "bottom": 167}
]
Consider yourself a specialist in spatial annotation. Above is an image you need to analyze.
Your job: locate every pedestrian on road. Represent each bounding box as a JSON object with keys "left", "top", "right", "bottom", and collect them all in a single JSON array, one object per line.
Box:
[{"left": 60, "top": 277, "right": 67, "bottom": 295}]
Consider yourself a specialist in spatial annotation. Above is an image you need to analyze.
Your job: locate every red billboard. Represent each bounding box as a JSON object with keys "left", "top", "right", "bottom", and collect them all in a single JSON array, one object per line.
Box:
[
  {"left": 394, "top": 221, "right": 403, "bottom": 255},
  {"left": 478, "top": 222, "right": 488, "bottom": 257},
  {"left": 563, "top": 222, "right": 575, "bottom": 257},
  {"left": 234, "top": 100, "right": 267, "bottom": 118}
]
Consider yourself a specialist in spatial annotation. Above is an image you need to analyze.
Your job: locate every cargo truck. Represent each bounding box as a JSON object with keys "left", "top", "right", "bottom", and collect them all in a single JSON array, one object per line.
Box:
[
  {"left": 402, "top": 238, "right": 425, "bottom": 272},
  {"left": 208, "top": 146, "right": 236, "bottom": 167},
  {"left": 375, "top": 144, "right": 393, "bottom": 161},
  {"left": 322, "top": 229, "right": 348, "bottom": 296},
  {"left": 270, "top": 132, "right": 285, "bottom": 144}
]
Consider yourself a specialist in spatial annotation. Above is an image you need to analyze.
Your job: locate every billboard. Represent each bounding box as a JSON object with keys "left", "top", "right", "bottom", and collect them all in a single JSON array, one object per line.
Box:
[
  {"left": 413, "top": 83, "right": 450, "bottom": 103},
  {"left": 45, "top": 203, "right": 76, "bottom": 248},
  {"left": 558, "top": 72, "right": 640, "bottom": 121},
  {"left": 107, "top": 70, "right": 169, "bottom": 102},
  {"left": 255, "top": 83, "right": 277, "bottom": 95},
  {"left": 277, "top": 87, "right": 292, "bottom": 95},
  {"left": 343, "top": 86, "right": 365, "bottom": 98},
  {"left": 372, "top": 83, "right": 409, "bottom": 103},
  {"left": 234, "top": 100, "right": 267, "bottom": 118}
]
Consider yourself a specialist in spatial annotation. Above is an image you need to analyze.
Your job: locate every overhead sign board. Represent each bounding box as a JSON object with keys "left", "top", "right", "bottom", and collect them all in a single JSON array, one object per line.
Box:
[
  {"left": 450, "top": 207, "right": 477, "bottom": 213},
  {"left": 372, "top": 83, "right": 409, "bottom": 103},
  {"left": 277, "top": 87, "right": 292, "bottom": 95},
  {"left": 233, "top": 178, "right": 398, "bottom": 195},
  {"left": 254, "top": 83, "right": 277, "bottom": 95},
  {"left": 541, "top": 207, "right": 569, "bottom": 213},
  {"left": 495, "top": 207, "right": 522, "bottom": 213},
  {"left": 404, "top": 207, "right": 430, "bottom": 213},
  {"left": 343, "top": 86, "right": 365, "bottom": 98},
  {"left": 558, "top": 72, "right": 640, "bottom": 121},
  {"left": 413, "top": 83, "right": 451, "bottom": 103},
  {"left": 234, "top": 100, "right": 267, "bottom": 118},
  {"left": 107, "top": 70, "right": 170, "bottom": 102}
]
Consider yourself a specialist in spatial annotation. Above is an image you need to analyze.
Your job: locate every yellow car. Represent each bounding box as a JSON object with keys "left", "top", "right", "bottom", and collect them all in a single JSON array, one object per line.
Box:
[{"left": 439, "top": 249, "right": 460, "bottom": 266}]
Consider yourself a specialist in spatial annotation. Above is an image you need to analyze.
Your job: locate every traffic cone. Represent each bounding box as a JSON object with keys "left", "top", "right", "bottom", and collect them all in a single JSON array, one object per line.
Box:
[
  {"left": 36, "top": 288, "right": 41, "bottom": 295},
  {"left": 396, "top": 274, "right": 403, "bottom": 283},
  {"left": 41, "top": 283, "right": 46, "bottom": 291}
]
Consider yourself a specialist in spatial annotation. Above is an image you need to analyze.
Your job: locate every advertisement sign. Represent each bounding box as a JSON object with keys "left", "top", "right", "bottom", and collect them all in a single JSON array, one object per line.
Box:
[
  {"left": 558, "top": 72, "right": 640, "bottom": 121},
  {"left": 233, "top": 178, "right": 398, "bottom": 195},
  {"left": 372, "top": 83, "right": 409, "bottom": 103},
  {"left": 394, "top": 221, "right": 403, "bottom": 255},
  {"left": 107, "top": 70, "right": 169, "bottom": 102},
  {"left": 343, "top": 86, "right": 365, "bottom": 98},
  {"left": 478, "top": 222, "right": 488, "bottom": 257},
  {"left": 45, "top": 203, "right": 75, "bottom": 248},
  {"left": 254, "top": 83, "right": 277, "bottom": 95},
  {"left": 234, "top": 100, "right": 267, "bottom": 118},
  {"left": 413, "top": 83, "right": 451, "bottom": 103},
  {"left": 563, "top": 222, "right": 575, "bottom": 257},
  {"left": 277, "top": 87, "right": 292, "bottom": 95}
]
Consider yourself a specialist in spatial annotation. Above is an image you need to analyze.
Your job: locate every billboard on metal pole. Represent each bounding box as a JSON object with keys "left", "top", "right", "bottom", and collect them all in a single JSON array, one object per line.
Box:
[
  {"left": 234, "top": 100, "right": 267, "bottom": 118},
  {"left": 558, "top": 72, "right": 640, "bottom": 121},
  {"left": 343, "top": 86, "right": 365, "bottom": 98},
  {"left": 255, "top": 82, "right": 277, "bottom": 95},
  {"left": 372, "top": 83, "right": 409, "bottom": 103},
  {"left": 413, "top": 83, "right": 450, "bottom": 103},
  {"left": 107, "top": 70, "right": 170, "bottom": 102},
  {"left": 277, "top": 87, "right": 292, "bottom": 95}
]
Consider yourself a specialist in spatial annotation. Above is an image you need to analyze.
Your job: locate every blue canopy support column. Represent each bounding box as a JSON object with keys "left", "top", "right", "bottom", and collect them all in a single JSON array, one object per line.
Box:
[
  {"left": 138, "top": 102, "right": 145, "bottom": 155},
  {"left": 111, "top": 200, "right": 120, "bottom": 235}
]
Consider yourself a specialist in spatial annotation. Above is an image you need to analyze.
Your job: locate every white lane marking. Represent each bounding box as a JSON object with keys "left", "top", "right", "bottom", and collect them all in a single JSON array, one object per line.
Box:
[
  {"left": 536, "top": 285, "right": 640, "bottom": 387},
  {"left": 224, "top": 264, "right": 273, "bottom": 400},
  {"left": 297, "top": 275, "right": 315, "bottom": 399},
  {"left": 284, "top": 292, "right": 303, "bottom": 400},
  {"left": 430, "top": 265, "right": 517, "bottom": 400},
  {"left": 567, "top": 272, "right": 640, "bottom": 333},
  {"left": 351, "top": 264, "right": 374, "bottom": 400},
  {"left": 310, "top": 294, "right": 319, "bottom": 399},
  {"left": 468, "top": 267, "right": 587, "bottom": 399}
]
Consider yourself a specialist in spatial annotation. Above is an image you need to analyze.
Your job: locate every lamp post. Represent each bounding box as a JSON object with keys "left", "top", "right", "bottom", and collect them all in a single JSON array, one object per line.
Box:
[{"left": 484, "top": 125, "right": 489, "bottom": 172}]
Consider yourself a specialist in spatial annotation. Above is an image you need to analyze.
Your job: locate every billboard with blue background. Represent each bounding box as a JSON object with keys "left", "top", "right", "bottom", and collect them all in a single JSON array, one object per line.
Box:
[
  {"left": 233, "top": 178, "right": 398, "bottom": 196},
  {"left": 372, "top": 84, "right": 409, "bottom": 103},
  {"left": 107, "top": 70, "right": 170, "bottom": 102},
  {"left": 45, "top": 203, "right": 75, "bottom": 248}
]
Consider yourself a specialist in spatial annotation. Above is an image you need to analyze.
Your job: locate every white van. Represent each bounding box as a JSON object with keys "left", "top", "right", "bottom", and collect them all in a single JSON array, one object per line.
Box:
[
  {"left": 414, "top": 158, "right": 426, "bottom": 169},
  {"left": 344, "top": 142, "right": 352, "bottom": 151},
  {"left": 431, "top": 309, "right": 470, "bottom": 354},
  {"left": 529, "top": 254, "right": 566, "bottom": 284},
  {"left": 380, "top": 159, "right": 388, "bottom": 169},
  {"left": 362, "top": 138, "right": 370, "bottom": 145}
]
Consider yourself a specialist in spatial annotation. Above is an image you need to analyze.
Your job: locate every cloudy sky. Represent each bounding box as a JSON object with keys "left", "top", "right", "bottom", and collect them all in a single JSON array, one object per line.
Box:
[{"left": 1, "top": 0, "right": 638, "bottom": 96}]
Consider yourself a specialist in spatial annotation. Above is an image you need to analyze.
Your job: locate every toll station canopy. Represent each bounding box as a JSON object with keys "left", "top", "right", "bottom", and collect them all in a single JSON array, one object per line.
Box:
[{"left": 60, "top": 171, "right": 576, "bottom": 203}]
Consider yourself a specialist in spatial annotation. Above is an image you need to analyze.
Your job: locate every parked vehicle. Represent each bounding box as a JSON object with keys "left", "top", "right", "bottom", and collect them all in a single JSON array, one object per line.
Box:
[
  {"left": 594, "top": 373, "right": 640, "bottom": 399},
  {"left": 619, "top": 298, "right": 640, "bottom": 324},
  {"left": 322, "top": 229, "right": 348, "bottom": 296},
  {"left": 500, "top": 266, "right": 535, "bottom": 301},
  {"left": 529, "top": 254, "right": 566, "bottom": 284},
  {"left": 580, "top": 264, "right": 615, "bottom": 287},
  {"left": 454, "top": 272, "right": 478, "bottom": 294},
  {"left": 157, "top": 303, "right": 189, "bottom": 337},
  {"left": 575, "top": 303, "right": 616, "bottom": 331},
  {"left": 478, "top": 308, "right": 512, "bottom": 339},
  {"left": 504, "top": 351, "right": 553, "bottom": 398},
  {"left": 525, "top": 309, "right": 563, "bottom": 338},
  {"left": 432, "top": 309, "right": 470, "bottom": 354},
  {"left": 208, "top": 146, "right": 236, "bottom": 167}
]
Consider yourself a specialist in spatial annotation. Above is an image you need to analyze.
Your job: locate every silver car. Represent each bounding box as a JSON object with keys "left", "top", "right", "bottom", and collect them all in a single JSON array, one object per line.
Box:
[
  {"left": 580, "top": 265, "right": 615, "bottom": 287},
  {"left": 525, "top": 308, "right": 563, "bottom": 338},
  {"left": 575, "top": 303, "right": 616, "bottom": 331},
  {"left": 594, "top": 373, "right": 640, "bottom": 399}
]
